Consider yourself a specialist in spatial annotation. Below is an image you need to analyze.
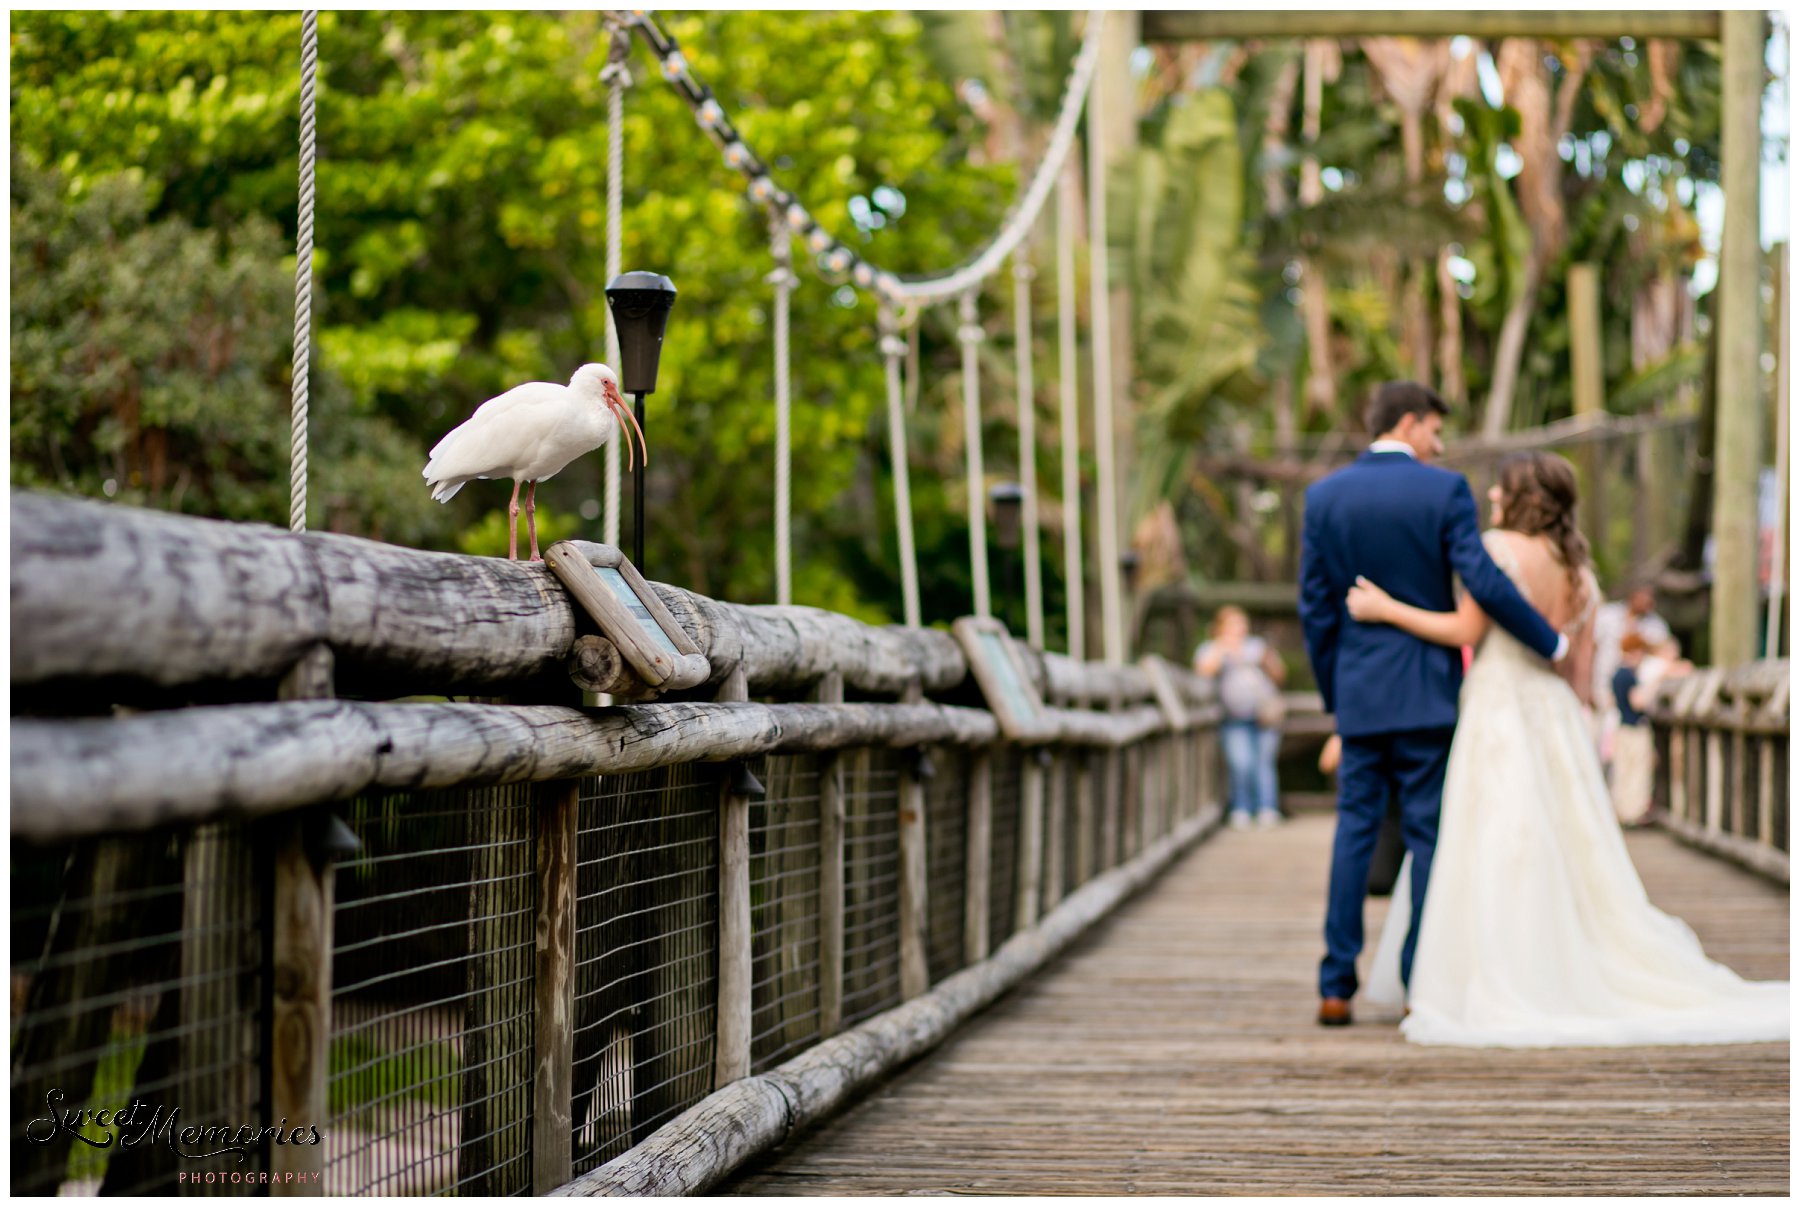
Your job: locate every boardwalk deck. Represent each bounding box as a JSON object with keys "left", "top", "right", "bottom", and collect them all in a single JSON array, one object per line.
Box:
[{"left": 724, "top": 814, "right": 1788, "bottom": 1196}]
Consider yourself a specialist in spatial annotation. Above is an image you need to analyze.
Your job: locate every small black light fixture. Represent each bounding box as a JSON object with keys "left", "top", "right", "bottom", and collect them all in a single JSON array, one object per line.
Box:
[
  {"left": 989, "top": 481, "right": 1025, "bottom": 552},
  {"left": 1120, "top": 550, "right": 1142, "bottom": 595},
  {"left": 605, "top": 271, "right": 678, "bottom": 570}
]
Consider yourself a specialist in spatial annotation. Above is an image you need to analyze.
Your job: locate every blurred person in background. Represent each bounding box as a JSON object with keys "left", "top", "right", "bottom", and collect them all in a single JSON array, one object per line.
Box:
[
  {"left": 1195, "top": 606, "right": 1287, "bottom": 830},
  {"left": 1592, "top": 583, "right": 1674, "bottom": 765}
]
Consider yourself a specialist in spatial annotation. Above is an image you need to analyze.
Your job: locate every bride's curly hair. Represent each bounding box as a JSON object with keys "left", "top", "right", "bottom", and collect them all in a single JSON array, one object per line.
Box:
[{"left": 1496, "top": 451, "right": 1590, "bottom": 602}]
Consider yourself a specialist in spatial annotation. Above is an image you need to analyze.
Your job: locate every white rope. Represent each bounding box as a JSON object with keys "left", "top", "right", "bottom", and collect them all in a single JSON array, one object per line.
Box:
[
  {"left": 769, "top": 216, "right": 797, "bottom": 606},
  {"left": 1087, "top": 31, "right": 1124, "bottom": 667},
  {"left": 1057, "top": 164, "right": 1085, "bottom": 662},
  {"left": 960, "top": 290, "right": 991, "bottom": 619},
  {"left": 601, "top": 21, "right": 631, "bottom": 548},
  {"left": 625, "top": 10, "right": 1106, "bottom": 307},
  {"left": 880, "top": 304, "right": 922, "bottom": 628},
  {"left": 1014, "top": 259, "right": 1044, "bottom": 650},
  {"left": 290, "top": 10, "right": 317, "bottom": 534}
]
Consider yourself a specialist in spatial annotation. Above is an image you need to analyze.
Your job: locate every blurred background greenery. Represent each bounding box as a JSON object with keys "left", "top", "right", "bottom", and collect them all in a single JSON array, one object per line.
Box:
[{"left": 10, "top": 12, "right": 1766, "bottom": 642}]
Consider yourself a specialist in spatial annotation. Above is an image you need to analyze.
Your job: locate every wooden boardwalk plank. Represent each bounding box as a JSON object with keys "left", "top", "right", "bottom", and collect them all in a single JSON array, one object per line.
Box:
[{"left": 724, "top": 814, "right": 1788, "bottom": 1196}]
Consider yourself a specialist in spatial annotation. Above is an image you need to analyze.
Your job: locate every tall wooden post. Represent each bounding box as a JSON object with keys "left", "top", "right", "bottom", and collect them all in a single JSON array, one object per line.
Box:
[
  {"left": 1712, "top": 9, "right": 1766, "bottom": 667},
  {"left": 1015, "top": 749, "right": 1047, "bottom": 930},
  {"left": 896, "top": 680, "right": 931, "bottom": 999},
  {"left": 816, "top": 673, "right": 847, "bottom": 1034},
  {"left": 1568, "top": 262, "right": 1607, "bottom": 552},
  {"left": 1766, "top": 243, "right": 1789, "bottom": 657},
  {"left": 1097, "top": 9, "right": 1140, "bottom": 549},
  {"left": 533, "top": 781, "right": 578, "bottom": 1193},
  {"left": 270, "top": 645, "right": 334, "bottom": 1196},
  {"left": 963, "top": 749, "right": 993, "bottom": 965},
  {"left": 713, "top": 668, "right": 752, "bottom": 1088}
]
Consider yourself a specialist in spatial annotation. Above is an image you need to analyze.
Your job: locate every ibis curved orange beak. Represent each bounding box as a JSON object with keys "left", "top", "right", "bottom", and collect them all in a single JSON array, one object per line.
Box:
[{"left": 605, "top": 380, "right": 649, "bottom": 472}]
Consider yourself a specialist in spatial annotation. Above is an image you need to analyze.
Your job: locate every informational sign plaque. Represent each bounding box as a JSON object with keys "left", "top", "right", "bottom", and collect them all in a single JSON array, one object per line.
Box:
[
  {"left": 952, "top": 616, "right": 1055, "bottom": 743},
  {"left": 544, "top": 541, "right": 711, "bottom": 691}
]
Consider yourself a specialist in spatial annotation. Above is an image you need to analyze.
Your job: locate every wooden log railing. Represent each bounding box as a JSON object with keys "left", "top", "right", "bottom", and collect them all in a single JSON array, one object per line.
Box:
[
  {"left": 1648, "top": 658, "right": 1789, "bottom": 884},
  {"left": 9, "top": 492, "right": 1225, "bottom": 1198}
]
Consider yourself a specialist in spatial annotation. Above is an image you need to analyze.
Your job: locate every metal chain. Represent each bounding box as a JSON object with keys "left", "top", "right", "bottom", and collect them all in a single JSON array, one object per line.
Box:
[
  {"left": 879, "top": 303, "right": 921, "bottom": 628},
  {"left": 769, "top": 215, "right": 797, "bottom": 606},
  {"left": 601, "top": 19, "right": 632, "bottom": 548},
  {"left": 290, "top": 10, "right": 318, "bottom": 534},
  {"left": 960, "top": 290, "right": 991, "bottom": 620},
  {"left": 624, "top": 9, "right": 1105, "bottom": 307}
]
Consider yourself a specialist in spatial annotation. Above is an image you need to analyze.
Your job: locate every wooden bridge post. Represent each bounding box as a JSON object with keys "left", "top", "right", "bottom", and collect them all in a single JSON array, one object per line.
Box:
[
  {"left": 1015, "top": 749, "right": 1047, "bottom": 930},
  {"left": 964, "top": 748, "right": 993, "bottom": 964},
  {"left": 1758, "top": 736, "right": 1776, "bottom": 849},
  {"left": 1100, "top": 692, "right": 1124, "bottom": 869},
  {"left": 533, "top": 780, "right": 578, "bottom": 1193},
  {"left": 1043, "top": 751, "right": 1066, "bottom": 908},
  {"left": 1074, "top": 750, "right": 1096, "bottom": 887},
  {"left": 270, "top": 644, "right": 335, "bottom": 1196},
  {"left": 715, "top": 667, "right": 753, "bottom": 1088},
  {"left": 817, "top": 673, "right": 847, "bottom": 1033},
  {"left": 897, "top": 680, "right": 931, "bottom": 1000}
]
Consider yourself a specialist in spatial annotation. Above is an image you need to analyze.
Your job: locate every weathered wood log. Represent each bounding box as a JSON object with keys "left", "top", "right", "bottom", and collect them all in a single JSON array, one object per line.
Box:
[
  {"left": 714, "top": 670, "right": 753, "bottom": 1089},
  {"left": 816, "top": 675, "right": 847, "bottom": 1037},
  {"left": 11, "top": 493, "right": 967, "bottom": 699},
  {"left": 550, "top": 803, "right": 1224, "bottom": 1197},
  {"left": 1656, "top": 807, "right": 1790, "bottom": 885},
  {"left": 565, "top": 635, "right": 649, "bottom": 698},
  {"left": 533, "top": 782, "right": 578, "bottom": 1194},
  {"left": 12, "top": 701, "right": 1013, "bottom": 841}
]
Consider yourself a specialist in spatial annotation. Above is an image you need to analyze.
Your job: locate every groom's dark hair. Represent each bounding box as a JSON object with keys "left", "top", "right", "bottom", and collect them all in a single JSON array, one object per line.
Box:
[{"left": 1364, "top": 381, "right": 1449, "bottom": 438}]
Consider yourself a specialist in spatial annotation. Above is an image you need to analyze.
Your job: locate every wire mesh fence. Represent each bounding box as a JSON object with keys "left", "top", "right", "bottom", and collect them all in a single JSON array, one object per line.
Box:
[
  {"left": 841, "top": 748, "right": 903, "bottom": 1026},
  {"left": 925, "top": 745, "right": 971, "bottom": 984},
  {"left": 571, "top": 763, "right": 719, "bottom": 1176},
  {"left": 327, "top": 784, "right": 537, "bottom": 1197},
  {"left": 12, "top": 822, "right": 265, "bottom": 1197},
  {"left": 11, "top": 713, "right": 1223, "bottom": 1198},
  {"left": 748, "top": 754, "right": 825, "bottom": 1074}
]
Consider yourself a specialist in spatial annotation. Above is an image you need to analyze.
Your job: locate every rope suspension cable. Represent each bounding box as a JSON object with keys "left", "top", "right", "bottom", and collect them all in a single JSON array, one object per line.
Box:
[
  {"left": 289, "top": 10, "right": 318, "bottom": 534},
  {"left": 768, "top": 214, "right": 798, "bottom": 605},
  {"left": 618, "top": 9, "right": 1109, "bottom": 633},
  {"left": 1086, "top": 29, "right": 1124, "bottom": 667},
  {"left": 1014, "top": 258, "right": 1044, "bottom": 650},
  {"left": 600, "top": 18, "right": 633, "bottom": 548},
  {"left": 1056, "top": 164, "right": 1085, "bottom": 662},
  {"left": 960, "top": 290, "right": 991, "bottom": 619},
  {"left": 879, "top": 303, "right": 922, "bottom": 628}
]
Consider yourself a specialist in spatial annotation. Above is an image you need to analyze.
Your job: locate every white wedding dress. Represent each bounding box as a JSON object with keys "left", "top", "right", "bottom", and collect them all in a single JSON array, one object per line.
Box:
[{"left": 1365, "top": 532, "right": 1789, "bottom": 1047}]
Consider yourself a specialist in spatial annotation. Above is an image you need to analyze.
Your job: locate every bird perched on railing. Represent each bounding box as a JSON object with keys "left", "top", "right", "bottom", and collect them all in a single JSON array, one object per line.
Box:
[{"left": 423, "top": 363, "right": 647, "bottom": 561}]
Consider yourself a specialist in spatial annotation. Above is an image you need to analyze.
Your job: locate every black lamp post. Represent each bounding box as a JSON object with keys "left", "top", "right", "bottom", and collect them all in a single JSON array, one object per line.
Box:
[
  {"left": 605, "top": 271, "right": 678, "bottom": 571},
  {"left": 990, "top": 482, "right": 1024, "bottom": 631}
]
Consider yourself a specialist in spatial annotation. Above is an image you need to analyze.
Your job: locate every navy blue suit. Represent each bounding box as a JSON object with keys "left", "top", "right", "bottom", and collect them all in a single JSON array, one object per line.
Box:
[{"left": 1299, "top": 450, "right": 1561, "bottom": 1000}]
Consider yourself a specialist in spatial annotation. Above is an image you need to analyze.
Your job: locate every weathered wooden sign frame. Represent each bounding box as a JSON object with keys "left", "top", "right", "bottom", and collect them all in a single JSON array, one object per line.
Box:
[
  {"left": 1138, "top": 655, "right": 1190, "bottom": 731},
  {"left": 544, "top": 541, "right": 711, "bottom": 691},
  {"left": 951, "top": 616, "right": 1055, "bottom": 743}
]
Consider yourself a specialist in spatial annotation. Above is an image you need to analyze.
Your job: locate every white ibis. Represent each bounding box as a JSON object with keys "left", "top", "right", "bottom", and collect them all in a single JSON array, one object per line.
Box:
[{"left": 423, "top": 363, "right": 648, "bottom": 561}]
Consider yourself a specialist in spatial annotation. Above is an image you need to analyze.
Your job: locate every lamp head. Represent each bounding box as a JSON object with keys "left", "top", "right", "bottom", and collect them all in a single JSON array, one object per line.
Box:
[
  {"left": 989, "top": 481, "right": 1025, "bottom": 551},
  {"left": 605, "top": 271, "right": 678, "bottom": 395}
]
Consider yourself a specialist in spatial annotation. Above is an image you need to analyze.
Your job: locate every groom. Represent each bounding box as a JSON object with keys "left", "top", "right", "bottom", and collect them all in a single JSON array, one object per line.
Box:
[{"left": 1297, "top": 382, "right": 1565, "bottom": 1026}]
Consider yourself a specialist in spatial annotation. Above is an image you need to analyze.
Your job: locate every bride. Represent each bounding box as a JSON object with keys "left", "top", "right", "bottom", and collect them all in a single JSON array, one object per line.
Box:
[{"left": 1345, "top": 451, "right": 1787, "bottom": 1047}]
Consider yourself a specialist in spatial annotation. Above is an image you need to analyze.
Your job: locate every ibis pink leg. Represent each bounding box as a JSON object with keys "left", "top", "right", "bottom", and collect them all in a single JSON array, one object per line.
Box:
[
  {"left": 506, "top": 480, "right": 522, "bottom": 561},
  {"left": 525, "top": 480, "right": 542, "bottom": 562}
]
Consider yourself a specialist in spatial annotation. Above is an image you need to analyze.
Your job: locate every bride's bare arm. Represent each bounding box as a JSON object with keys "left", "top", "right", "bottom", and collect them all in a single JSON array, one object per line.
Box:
[{"left": 1345, "top": 577, "right": 1490, "bottom": 648}]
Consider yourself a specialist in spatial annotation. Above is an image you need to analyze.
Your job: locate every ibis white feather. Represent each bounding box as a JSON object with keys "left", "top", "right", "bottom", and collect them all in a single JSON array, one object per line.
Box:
[{"left": 422, "top": 362, "right": 646, "bottom": 560}]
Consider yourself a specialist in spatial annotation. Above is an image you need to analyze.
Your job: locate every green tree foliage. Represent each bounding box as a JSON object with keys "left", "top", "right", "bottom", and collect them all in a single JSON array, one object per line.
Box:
[{"left": 12, "top": 10, "right": 1015, "bottom": 616}]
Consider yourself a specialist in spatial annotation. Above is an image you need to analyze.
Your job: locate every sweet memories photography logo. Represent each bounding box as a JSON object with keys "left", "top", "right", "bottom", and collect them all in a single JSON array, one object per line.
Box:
[{"left": 25, "top": 1089, "right": 323, "bottom": 1184}]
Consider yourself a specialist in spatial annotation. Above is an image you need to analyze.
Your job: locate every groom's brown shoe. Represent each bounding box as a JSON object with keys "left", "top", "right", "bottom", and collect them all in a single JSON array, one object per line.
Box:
[{"left": 1318, "top": 997, "right": 1353, "bottom": 1026}]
